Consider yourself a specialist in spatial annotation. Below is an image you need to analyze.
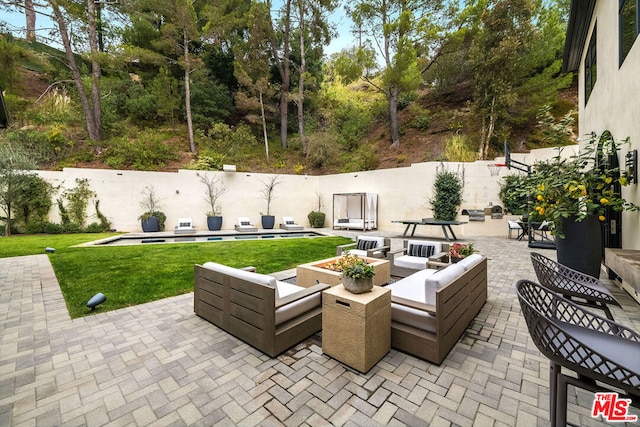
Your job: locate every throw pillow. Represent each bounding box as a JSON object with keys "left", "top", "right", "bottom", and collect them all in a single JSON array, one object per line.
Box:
[
  {"left": 408, "top": 244, "right": 435, "bottom": 258},
  {"left": 356, "top": 239, "right": 378, "bottom": 251}
]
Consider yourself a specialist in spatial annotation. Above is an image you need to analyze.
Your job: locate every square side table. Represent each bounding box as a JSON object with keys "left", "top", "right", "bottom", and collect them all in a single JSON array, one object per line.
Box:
[{"left": 322, "top": 285, "right": 391, "bottom": 373}]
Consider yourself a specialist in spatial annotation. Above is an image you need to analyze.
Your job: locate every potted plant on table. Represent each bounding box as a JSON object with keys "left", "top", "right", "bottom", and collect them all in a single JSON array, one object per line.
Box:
[
  {"left": 258, "top": 175, "right": 282, "bottom": 229},
  {"left": 519, "top": 132, "right": 638, "bottom": 277},
  {"left": 448, "top": 243, "right": 475, "bottom": 263},
  {"left": 336, "top": 253, "right": 376, "bottom": 294},
  {"left": 200, "top": 173, "right": 227, "bottom": 231},
  {"left": 138, "top": 185, "right": 166, "bottom": 232}
]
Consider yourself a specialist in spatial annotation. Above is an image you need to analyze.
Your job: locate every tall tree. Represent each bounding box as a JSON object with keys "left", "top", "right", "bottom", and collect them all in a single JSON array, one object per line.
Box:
[
  {"left": 468, "top": 0, "right": 571, "bottom": 159},
  {"left": 24, "top": 0, "right": 36, "bottom": 41},
  {"left": 267, "top": 0, "right": 292, "bottom": 149},
  {"left": 292, "top": 0, "right": 336, "bottom": 155},
  {"left": 234, "top": 1, "right": 277, "bottom": 162},
  {"left": 469, "top": 0, "right": 536, "bottom": 159},
  {"left": 49, "top": 0, "right": 103, "bottom": 142},
  {"left": 151, "top": 0, "right": 201, "bottom": 153},
  {"left": 335, "top": 0, "right": 440, "bottom": 148}
]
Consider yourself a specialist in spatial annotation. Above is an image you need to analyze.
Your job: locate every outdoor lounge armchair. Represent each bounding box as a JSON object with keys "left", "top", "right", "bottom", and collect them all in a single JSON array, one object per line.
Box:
[
  {"left": 386, "top": 240, "right": 449, "bottom": 277},
  {"left": 235, "top": 217, "right": 258, "bottom": 232},
  {"left": 194, "top": 262, "right": 330, "bottom": 357},
  {"left": 530, "top": 252, "right": 621, "bottom": 320},
  {"left": 279, "top": 216, "right": 304, "bottom": 231},
  {"left": 516, "top": 279, "right": 640, "bottom": 426},
  {"left": 336, "top": 235, "right": 390, "bottom": 258}
]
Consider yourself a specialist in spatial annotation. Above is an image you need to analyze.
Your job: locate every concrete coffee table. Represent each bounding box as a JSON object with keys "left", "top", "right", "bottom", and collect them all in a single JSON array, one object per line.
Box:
[{"left": 296, "top": 256, "right": 390, "bottom": 288}]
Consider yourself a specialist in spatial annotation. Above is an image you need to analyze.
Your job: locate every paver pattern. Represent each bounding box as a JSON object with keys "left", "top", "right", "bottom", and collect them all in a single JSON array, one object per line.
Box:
[{"left": 2, "top": 234, "right": 639, "bottom": 426}]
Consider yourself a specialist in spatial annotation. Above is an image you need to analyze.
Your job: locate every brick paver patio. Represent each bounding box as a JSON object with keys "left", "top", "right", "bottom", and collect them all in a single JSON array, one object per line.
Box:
[{"left": 1, "top": 235, "right": 639, "bottom": 426}]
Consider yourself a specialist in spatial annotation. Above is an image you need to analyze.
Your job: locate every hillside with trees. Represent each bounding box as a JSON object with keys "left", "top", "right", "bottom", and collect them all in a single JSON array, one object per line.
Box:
[{"left": 0, "top": 0, "right": 576, "bottom": 176}]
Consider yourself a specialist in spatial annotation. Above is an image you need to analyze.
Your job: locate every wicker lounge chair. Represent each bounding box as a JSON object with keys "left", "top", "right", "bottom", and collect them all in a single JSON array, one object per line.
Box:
[
  {"left": 516, "top": 279, "right": 640, "bottom": 426},
  {"left": 530, "top": 252, "right": 620, "bottom": 320}
]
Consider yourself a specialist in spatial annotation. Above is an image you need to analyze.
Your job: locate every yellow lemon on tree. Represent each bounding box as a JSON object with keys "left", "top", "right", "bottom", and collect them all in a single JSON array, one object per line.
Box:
[
  {"left": 600, "top": 197, "right": 609, "bottom": 204},
  {"left": 599, "top": 215, "right": 606, "bottom": 221},
  {"left": 537, "top": 195, "right": 544, "bottom": 201}
]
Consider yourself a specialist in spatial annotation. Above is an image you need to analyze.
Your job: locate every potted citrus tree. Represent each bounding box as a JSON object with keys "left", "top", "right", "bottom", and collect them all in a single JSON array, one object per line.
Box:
[
  {"left": 200, "top": 173, "right": 227, "bottom": 231},
  {"left": 336, "top": 254, "right": 376, "bottom": 294},
  {"left": 521, "top": 132, "right": 638, "bottom": 277}
]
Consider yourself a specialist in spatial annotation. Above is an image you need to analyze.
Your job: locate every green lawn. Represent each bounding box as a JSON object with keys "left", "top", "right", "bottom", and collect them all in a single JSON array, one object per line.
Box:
[{"left": 0, "top": 233, "right": 352, "bottom": 318}]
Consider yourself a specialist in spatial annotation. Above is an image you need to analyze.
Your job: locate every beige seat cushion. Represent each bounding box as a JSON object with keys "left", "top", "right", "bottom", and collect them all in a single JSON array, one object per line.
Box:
[
  {"left": 275, "top": 281, "right": 321, "bottom": 325},
  {"left": 387, "top": 269, "right": 438, "bottom": 333},
  {"left": 391, "top": 304, "right": 437, "bottom": 333}
]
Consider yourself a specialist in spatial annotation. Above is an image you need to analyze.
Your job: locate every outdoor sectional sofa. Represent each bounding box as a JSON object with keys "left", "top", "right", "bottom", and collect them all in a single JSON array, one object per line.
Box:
[
  {"left": 194, "top": 262, "right": 329, "bottom": 357},
  {"left": 386, "top": 254, "right": 487, "bottom": 364}
]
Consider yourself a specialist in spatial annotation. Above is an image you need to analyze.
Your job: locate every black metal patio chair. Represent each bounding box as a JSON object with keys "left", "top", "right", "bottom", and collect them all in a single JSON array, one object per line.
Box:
[
  {"left": 516, "top": 279, "right": 640, "bottom": 427},
  {"left": 530, "top": 252, "right": 621, "bottom": 320}
]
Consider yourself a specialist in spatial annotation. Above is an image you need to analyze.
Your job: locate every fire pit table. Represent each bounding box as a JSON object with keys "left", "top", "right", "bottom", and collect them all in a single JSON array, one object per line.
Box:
[{"left": 296, "top": 256, "right": 390, "bottom": 288}]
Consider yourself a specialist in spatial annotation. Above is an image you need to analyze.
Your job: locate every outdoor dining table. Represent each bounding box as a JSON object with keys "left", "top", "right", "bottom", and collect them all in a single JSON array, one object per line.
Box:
[{"left": 392, "top": 218, "right": 468, "bottom": 241}]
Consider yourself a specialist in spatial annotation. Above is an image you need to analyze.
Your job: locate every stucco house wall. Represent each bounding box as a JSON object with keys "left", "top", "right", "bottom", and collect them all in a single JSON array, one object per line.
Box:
[{"left": 569, "top": 0, "right": 640, "bottom": 249}]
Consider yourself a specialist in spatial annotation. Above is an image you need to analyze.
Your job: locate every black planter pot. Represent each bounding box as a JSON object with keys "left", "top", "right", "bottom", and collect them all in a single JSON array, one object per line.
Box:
[
  {"left": 207, "top": 216, "right": 223, "bottom": 231},
  {"left": 141, "top": 216, "right": 160, "bottom": 232},
  {"left": 556, "top": 215, "right": 603, "bottom": 278},
  {"left": 261, "top": 215, "right": 275, "bottom": 229}
]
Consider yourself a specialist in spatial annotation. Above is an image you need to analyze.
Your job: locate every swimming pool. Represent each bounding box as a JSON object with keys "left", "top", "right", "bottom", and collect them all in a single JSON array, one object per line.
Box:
[{"left": 85, "top": 231, "right": 328, "bottom": 246}]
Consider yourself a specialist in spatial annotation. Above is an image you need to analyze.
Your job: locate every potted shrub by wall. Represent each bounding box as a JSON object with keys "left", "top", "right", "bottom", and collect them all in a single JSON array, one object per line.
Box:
[
  {"left": 200, "top": 173, "right": 227, "bottom": 231},
  {"left": 308, "top": 191, "right": 326, "bottom": 228},
  {"left": 138, "top": 186, "right": 166, "bottom": 232},
  {"left": 337, "top": 254, "right": 376, "bottom": 294},
  {"left": 258, "top": 175, "right": 282, "bottom": 229},
  {"left": 522, "top": 132, "right": 638, "bottom": 277}
]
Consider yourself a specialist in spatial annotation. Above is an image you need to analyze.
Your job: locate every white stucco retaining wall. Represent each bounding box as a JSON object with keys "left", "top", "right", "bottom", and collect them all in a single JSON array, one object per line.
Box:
[{"left": 33, "top": 147, "right": 573, "bottom": 238}]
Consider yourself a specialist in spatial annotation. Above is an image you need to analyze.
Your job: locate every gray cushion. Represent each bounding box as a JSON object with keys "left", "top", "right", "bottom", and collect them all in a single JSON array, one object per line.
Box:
[{"left": 275, "top": 282, "right": 321, "bottom": 325}]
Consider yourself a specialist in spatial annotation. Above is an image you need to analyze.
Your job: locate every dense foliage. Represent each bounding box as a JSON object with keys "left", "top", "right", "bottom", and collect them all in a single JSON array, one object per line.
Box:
[{"left": 0, "top": 0, "right": 575, "bottom": 173}]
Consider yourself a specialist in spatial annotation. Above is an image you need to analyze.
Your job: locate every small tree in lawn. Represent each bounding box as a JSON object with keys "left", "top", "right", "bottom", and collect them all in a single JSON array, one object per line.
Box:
[
  {"left": 0, "top": 143, "right": 37, "bottom": 236},
  {"left": 430, "top": 166, "right": 463, "bottom": 221}
]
